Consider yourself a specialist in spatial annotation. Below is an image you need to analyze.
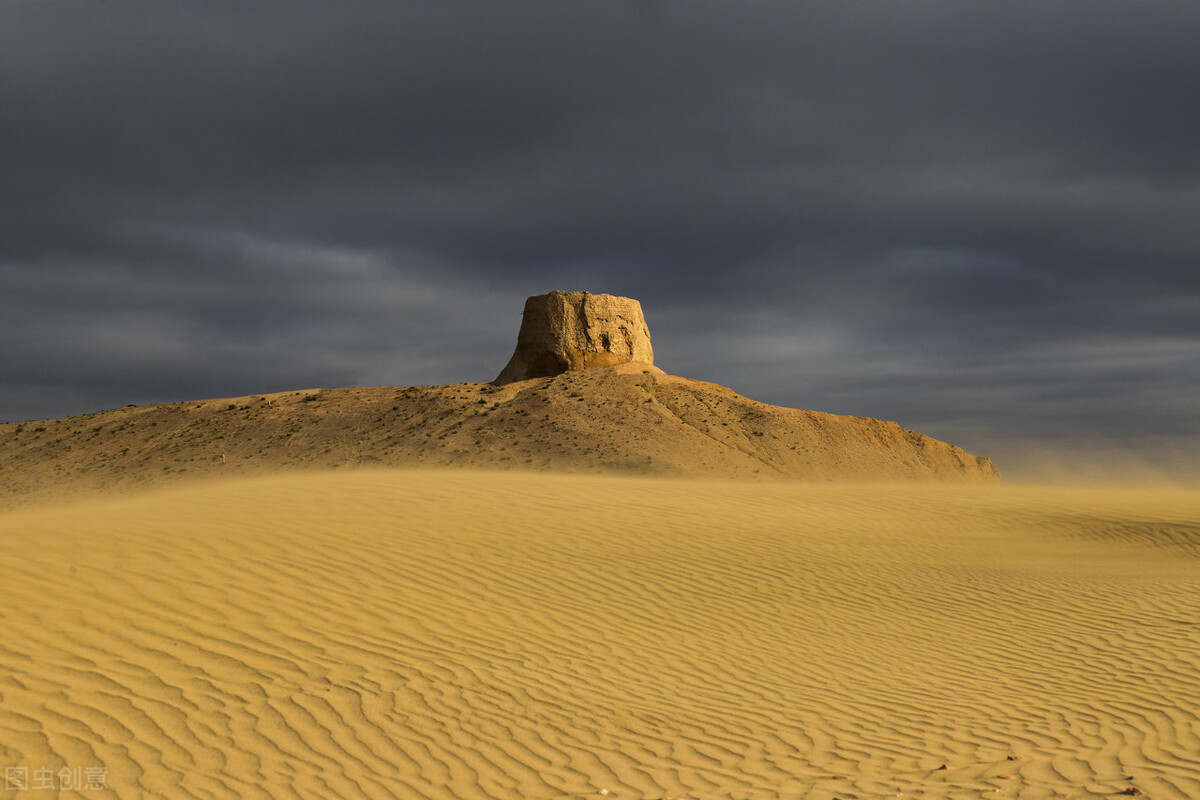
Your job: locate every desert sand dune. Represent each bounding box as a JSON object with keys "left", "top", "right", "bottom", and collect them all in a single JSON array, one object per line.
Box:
[
  {"left": 2, "top": 290, "right": 1000, "bottom": 509},
  {"left": 0, "top": 365, "right": 998, "bottom": 509},
  {"left": 2, "top": 470, "right": 1198, "bottom": 799}
]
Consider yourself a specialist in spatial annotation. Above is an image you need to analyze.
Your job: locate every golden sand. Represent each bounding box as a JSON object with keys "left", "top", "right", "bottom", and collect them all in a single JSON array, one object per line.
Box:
[{"left": 2, "top": 470, "right": 1198, "bottom": 799}]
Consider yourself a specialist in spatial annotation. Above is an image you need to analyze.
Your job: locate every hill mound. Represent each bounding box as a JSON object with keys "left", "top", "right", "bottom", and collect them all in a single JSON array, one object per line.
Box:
[{"left": 0, "top": 363, "right": 998, "bottom": 507}]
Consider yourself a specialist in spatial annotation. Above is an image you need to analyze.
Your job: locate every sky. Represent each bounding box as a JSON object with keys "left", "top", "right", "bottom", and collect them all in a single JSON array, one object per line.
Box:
[{"left": 2, "top": 0, "right": 1198, "bottom": 479}]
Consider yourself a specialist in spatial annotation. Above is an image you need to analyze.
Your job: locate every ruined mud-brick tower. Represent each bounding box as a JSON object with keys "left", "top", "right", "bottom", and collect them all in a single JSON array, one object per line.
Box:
[{"left": 493, "top": 291, "right": 654, "bottom": 384}]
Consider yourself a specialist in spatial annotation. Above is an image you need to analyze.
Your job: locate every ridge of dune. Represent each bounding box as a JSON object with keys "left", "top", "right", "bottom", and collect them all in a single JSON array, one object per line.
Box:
[
  {"left": 0, "top": 365, "right": 997, "bottom": 507},
  {"left": 2, "top": 469, "right": 1197, "bottom": 798}
]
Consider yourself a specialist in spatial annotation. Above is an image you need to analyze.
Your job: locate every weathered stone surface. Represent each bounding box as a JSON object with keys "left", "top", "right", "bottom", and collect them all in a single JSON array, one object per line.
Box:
[{"left": 494, "top": 291, "right": 654, "bottom": 384}]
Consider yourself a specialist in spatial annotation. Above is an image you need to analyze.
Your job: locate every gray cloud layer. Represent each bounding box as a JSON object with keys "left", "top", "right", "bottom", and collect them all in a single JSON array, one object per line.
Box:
[{"left": 3, "top": 1, "right": 1198, "bottom": 477}]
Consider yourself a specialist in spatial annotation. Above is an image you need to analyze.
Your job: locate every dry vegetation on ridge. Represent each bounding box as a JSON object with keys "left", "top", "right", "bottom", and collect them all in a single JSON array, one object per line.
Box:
[{"left": 0, "top": 365, "right": 997, "bottom": 507}]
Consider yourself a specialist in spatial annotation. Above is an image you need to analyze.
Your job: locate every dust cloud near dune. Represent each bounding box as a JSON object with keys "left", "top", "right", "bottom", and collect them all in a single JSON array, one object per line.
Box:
[
  {"left": 987, "top": 437, "right": 1200, "bottom": 489},
  {"left": 2, "top": 469, "right": 1198, "bottom": 799}
]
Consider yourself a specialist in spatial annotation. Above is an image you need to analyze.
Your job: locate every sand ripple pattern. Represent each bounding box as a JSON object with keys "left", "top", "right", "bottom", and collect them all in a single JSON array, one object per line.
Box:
[{"left": 2, "top": 473, "right": 1199, "bottom": 799}]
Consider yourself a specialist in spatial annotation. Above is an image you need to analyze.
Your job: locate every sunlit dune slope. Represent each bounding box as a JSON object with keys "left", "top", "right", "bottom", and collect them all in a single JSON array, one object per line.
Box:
[
  {"left": 2, "top": 470, "right": 1197, "bottom": 799},
  {"left": 0, "top": 365, "right": 997, "bottom": 507}
]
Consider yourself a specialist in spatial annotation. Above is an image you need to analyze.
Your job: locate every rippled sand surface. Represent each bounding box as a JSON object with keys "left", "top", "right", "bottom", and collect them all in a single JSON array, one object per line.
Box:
[{"left": 2, "top": 470, "right": 1198, "bottom": 799}]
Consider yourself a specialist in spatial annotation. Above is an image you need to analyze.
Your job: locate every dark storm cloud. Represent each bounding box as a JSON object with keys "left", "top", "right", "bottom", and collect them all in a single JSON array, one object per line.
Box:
[{"left": 2, "top": 0, "right": 1198, "bottom": 476}]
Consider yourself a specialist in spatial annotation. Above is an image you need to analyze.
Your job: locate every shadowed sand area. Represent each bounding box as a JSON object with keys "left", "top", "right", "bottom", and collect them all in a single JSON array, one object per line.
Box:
[{"left": 2, "top": 470, "right": 1198, "bottom": 799}]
